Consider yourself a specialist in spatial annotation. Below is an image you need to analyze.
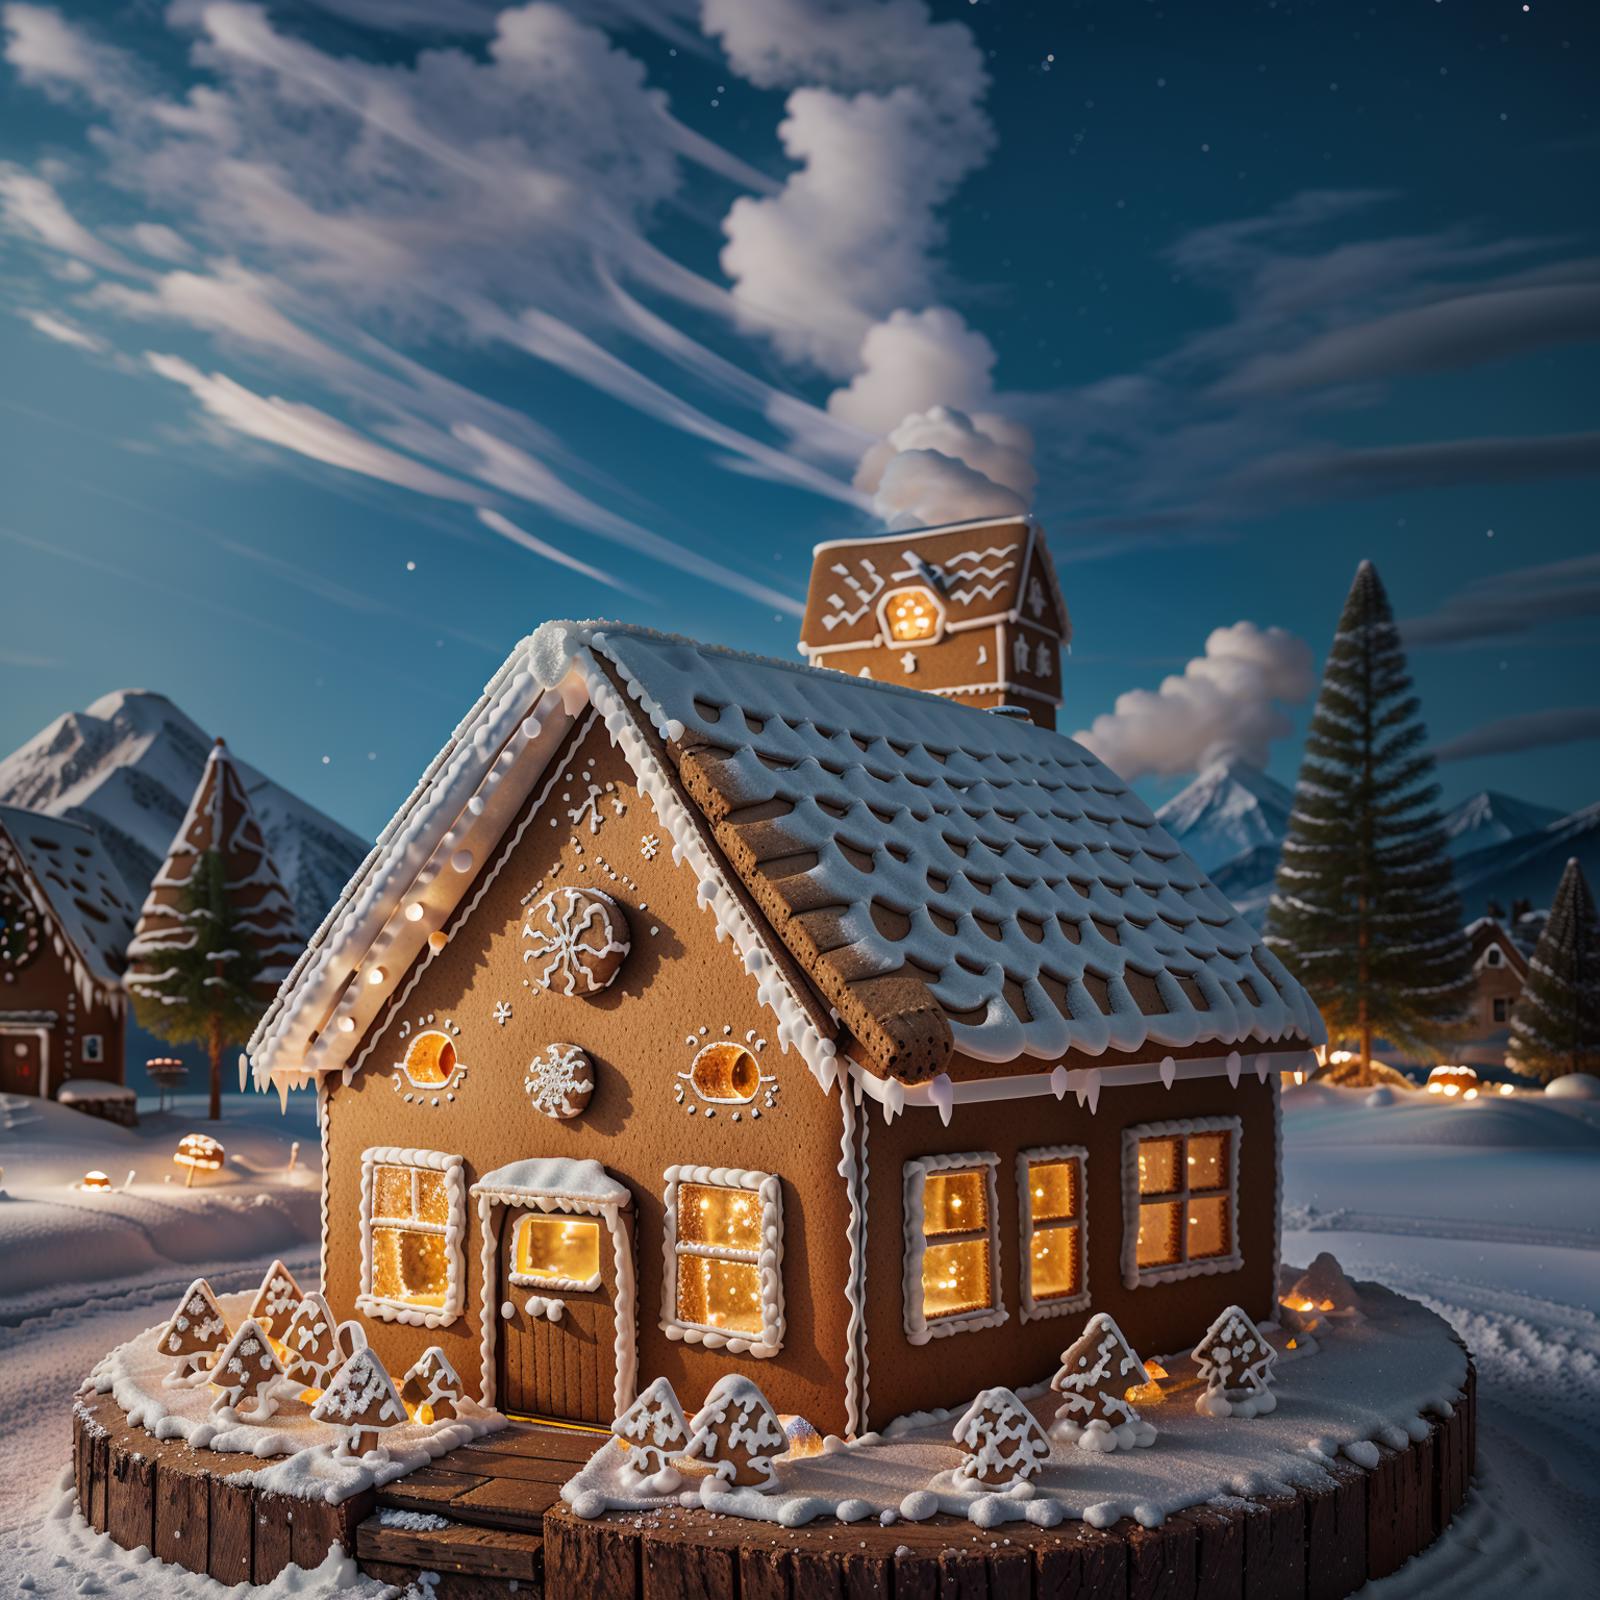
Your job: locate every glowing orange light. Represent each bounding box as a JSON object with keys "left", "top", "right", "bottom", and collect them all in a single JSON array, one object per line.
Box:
[{"left": 884, "top": 587, "right": 940, "bottom": 643}]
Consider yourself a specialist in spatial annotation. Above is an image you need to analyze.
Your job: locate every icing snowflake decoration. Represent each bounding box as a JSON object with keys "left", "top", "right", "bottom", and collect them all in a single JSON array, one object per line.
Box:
[
  {"left": 522, "top": 885, "right": 630, "bottom": 995},
  {"left": 563, "top": 757, "right": 626, "bottom": 836},
  {"left": 493, "top": 1000, "right": 512, "bottom": 1026},
  {"left": 524, "top": 1042, "right": 596, "bottom": 1120},
  {"left": 640, "top": 833, "right": 660, "bottom": 861}
]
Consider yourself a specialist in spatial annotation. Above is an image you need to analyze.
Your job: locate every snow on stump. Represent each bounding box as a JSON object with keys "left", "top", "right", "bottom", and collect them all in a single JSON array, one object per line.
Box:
[
  {"left": 400, "top": 1346, "right": 464, "bottom": 1425},
  {"left": 157, "top": 1277, "right": 231, "bottom": 1386},
  {"left": 952, "top": 1387, "right": 1052, "bottom": 1489},
  {"left": 279, "top": 1292, "right": 362, "bottom": 1392},
  {"left": 247, "top": 1258, "right": 305, "bottom": 1337},
  {"left": 611, "top": 1377, "right": 689, "bottom": 1488},
  {"left": 1194, "top": 1304, "right": 1278, "bottom": 1419},
  {"left": 311, "top": 1346, "right": 407, "bottom": 1457},
  {"left": 1283, "top": 1252, "right": 1364, "bottom": 1333},
  {"left": 1049, "top": 1312, "right": 1158, "bottom": 1452},
  {"left": 208, "top": 1317, "right": 286, "bottom": 1422},
  {"left": 683, "top": 1375, "right": 786, "bottom": 1490}
]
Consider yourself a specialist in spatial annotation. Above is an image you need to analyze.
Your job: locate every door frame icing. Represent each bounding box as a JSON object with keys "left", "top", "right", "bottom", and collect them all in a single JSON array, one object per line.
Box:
[{"left": 471, "top": 1158, "right": 636, "bottom": 1420}]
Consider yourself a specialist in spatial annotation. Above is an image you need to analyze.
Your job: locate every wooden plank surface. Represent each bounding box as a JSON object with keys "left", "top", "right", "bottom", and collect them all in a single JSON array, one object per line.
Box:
[
  {"left": 360, "top": 1558, "right": 528, "bottom": 1599},
  {"left": 357, "top": 1514, "right": 544, "bottom": 1579},
  {"left": 1304, "top": 1463, "right": 1366, "bottom": 1600},
  {"left": 1129, "top": 1513, "right": 1197, "bottom": 1600},
  {"left": 1242, "top": 1492, "right": 1304, "bottom": 1600},
  {"left": 544, "top": 1505, "right": 641, "bottom": 1597},
  {"left": 154, "top": 1448, "right": 211, "bottom": 1570},
  {"left": 105, "top": 1433, "right": 156, "bottom": 1554},
  {"left": 209, "top": 1478, "right": 255, "bottom": 1586}
]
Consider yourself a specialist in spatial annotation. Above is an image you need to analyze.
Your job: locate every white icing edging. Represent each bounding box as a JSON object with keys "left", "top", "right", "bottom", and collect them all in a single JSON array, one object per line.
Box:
[
  {"left": 507, "top": 1209, "right": 602, "bottom": 1294},
  {"left": 660, "top": 1164, "right": 784, "bottom": 1357},
  {"left": 357, "top": 1146, "right": 467, "bottom": 1326},
  {"left": 902, "top": 1152, "right": 1006, "bottom": 1345},
  {"left": 838, "top": 1082, "right": 869, "bottom": 1436},
  {"left": 1016, "top": 1145, "right": 1089, "bottom": 1323},
  {"left": 1119, "top": 1117, "right": 1243, "bottom": 1291}
]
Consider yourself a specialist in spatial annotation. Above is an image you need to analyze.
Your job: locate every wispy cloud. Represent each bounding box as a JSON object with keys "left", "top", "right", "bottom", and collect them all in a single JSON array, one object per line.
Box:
[
  {"left": 1404, "top": 552, "right": 1600, "bottom": 647},
  {"left": 1435, "top": 707, "right": 1600, "bottom": 763},
  {"left": 16, "top": 306, "right": 106, "bottom": 352},
  {"left": 0, "top": 163, "right": 138, "bottom": 274},
  {"left": 476, "top": 509, "right": 653, "bottom": 602}
]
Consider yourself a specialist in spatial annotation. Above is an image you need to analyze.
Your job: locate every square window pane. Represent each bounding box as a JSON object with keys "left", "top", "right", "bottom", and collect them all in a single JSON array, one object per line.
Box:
[
  {"left": 414, "top": 1168, "right": 452, "bottom": 1225},
  {"left": 922, "top": 1238, "right": 992, "bottom": 1320},
  {"left": 678, "top": 1183, "right": 762, "bottom": 1251},
  {"left": 373, "top": 1164, "right": 412, "bottom": 1221},
  {"left": 1188, "top": 1133, "right": 1229, "bottom": 1192},
  {"left": 515, "top": 1215, "right": 600, "bottom": 1285},
  {"left": 1028, "top": 1160, "right": 1078, "bottom": 1223},
  {"left": 372, "top": 1224, "right": 448, "bottom": 1306},
  {"left": 1137, "top": 1137, "right": 1180, "bottom": 1196},
  {"left": 1188, "top": 1195, "right": 1231, "bottom": 1259},
  {"left": 1136, "top": 1201, "right": 1182, "bottom": 1268},
  {"left": 922, "top": 1169, "right": 987, "bottom": 1237},
  {"left": 1029, "top": 1222, "right": 1080, "bottom": 1301},
  {"left": 677, "top": 1254, "right": 763, "bottom": 1334}
]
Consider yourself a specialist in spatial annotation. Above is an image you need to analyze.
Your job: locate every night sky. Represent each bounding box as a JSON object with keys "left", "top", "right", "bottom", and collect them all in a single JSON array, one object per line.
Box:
[{"left": 1, "top": 0, "right": 1596, "bottom": 838}]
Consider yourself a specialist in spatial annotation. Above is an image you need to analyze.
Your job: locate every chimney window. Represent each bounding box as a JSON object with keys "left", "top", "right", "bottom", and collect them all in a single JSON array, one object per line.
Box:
[{"left": 881, "top": 586, "right": 944, "bottom": 645}]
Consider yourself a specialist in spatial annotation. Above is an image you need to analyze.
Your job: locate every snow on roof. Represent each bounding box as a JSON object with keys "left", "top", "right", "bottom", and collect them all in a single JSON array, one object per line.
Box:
[
  {"left": 799, "top": 516, "right": 1070, "bottom": 655},
  {"left": 0, "top": 803, "right": 135, "bottom": 999},
  {"left": 474, "top": 1158, "right": 630, "bottom": 1207}
]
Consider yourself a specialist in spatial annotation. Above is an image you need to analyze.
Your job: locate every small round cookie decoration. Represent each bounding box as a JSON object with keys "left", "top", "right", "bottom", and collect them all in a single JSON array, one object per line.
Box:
[
  {"left": 522, "top": 886, "right": 631, "bottom": 995},
  {"left": 524, "top": 1043, "right": 595, "bottom": 1120}
]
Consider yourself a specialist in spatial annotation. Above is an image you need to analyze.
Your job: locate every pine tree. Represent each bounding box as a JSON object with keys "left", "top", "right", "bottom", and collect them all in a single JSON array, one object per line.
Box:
[
  {"left": 209, "top": 1317, "right": 286, "bottom": 1422},
  {"left": 311, "top": 1347, "right": 407, "bottom": 1455},
  {"left": 1049, "top": 1313, "right": 1157, "bottom": 1451},
  {"left": 1509, "top": 858, "right": 1600, "bottom": 1082},
  {"left": 400, "top": 1347, "right": 465, "bottom": 1425},
  {"left": 1265, "top": 562, "right": 1472, "bottom": 1082},
  {"left": 247, "top": 1259, "right": 305, "bottom": 1337},
  {"left": 126, "top": 739, "right": 299, "bottom": 1119},
  {"left": 951, "top": 1387, "right": 1052, "bottom": 1487},
  {"left": 157, "top": 1278, "right": 231, "bottom": 1385},
  {"left": 683, "top": 1375, "right": 786, "bottom": 1489},
  {"left": 1192, "top": 1305, "right": 1277, "bottom": 1419},
  {"left": 611, "top": 1377, "right": 689, "bottom": 1476}
]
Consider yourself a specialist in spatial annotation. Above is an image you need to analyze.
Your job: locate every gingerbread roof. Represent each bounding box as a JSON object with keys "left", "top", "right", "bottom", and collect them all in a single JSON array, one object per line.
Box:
[
  {"left": 799, "top": 517, "right": 1070, "bottom": 656},
  {"left": 248, "top": 621, "right": 1321, "bottom": 1096}
]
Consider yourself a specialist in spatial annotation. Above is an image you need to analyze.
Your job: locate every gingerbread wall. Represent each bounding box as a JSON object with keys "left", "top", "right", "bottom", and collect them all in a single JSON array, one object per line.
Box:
[
  {"left": 857, "top": 1072, "right": 1278, "bottom": 1430},
  {"left": 0, "top": 926, "right": 124, "bottom": 1096},
  {"left": 321, "top": 712, "right": 859, "bottom": 1435}
]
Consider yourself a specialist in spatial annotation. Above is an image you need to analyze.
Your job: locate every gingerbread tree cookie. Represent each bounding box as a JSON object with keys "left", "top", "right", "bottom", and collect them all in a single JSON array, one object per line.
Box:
[
  {"left": 247, "top": 1258, "right": 305, "bottom": 1337},
  {"left": 522, "top": 886, "right": 630, "bottom": 995},
  {"left": 312, "top": 1346, "right": 407, "bottom": 1455},
  {"left": 278, "top": 1293, "right": 351, "bottom": 1391},
  {"left": 209, "top": 1317, "right": 285, "bottom": 1422},
  {"left": 684, "top": 1375, "right": 786, "bottom": 1489},
  {"left": 612, "top": 1377, "right": 690, "bottom": 1478},
  {"left": 400, "top": 1346, "right": 464, "bottom": 1424},
  {"left": 952, "top": 1387, "right": 1052, "bottom": 1488},
  {"left": 1050, "top": 1313, "right": 1158, "bottom": 1452},
  {"left": 157, "top": 1278, "right": 230, "bottom": 1385},
  {"left": 1194, "top": 1304, "right": 1278, "bottom": 1419}
]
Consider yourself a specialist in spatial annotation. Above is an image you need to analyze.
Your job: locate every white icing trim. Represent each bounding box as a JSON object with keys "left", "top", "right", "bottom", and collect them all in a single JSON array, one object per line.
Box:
[
  {"left": 1271, "top": 1075, "right": 1283, "bottom": 1300},
  {"left": 507, "top": 1212, "right": 604, "bottom": 1293},
  {"left": 1119, "top": 1117, "right": 1243, "bottom": 1291},
  {"left": 661, "top": 1164, "right": 784, "bottom": 1357},
  {"left": 838, "top": 1083, "right": 869, "bottom": 1437},
  {"left": 469, "top": 1171, "right": 636, "bottom": 1419},
  {"left": 357, "top": 1146, "right": 467, "bottom": 1326},
  {"left": 902, "top": 1152, "right": 1006, "bottom": 1346},
  {"left": 1015, "top": 1145, "right": 1090, "bottom": 1323},
  {"left": 317, "top": 1078, "right": 330, "bottom": 1295}
]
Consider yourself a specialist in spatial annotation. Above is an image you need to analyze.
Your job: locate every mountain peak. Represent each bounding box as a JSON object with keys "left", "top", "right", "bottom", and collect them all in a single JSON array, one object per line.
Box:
[
  {"left": 1155, "top": 759, "right": 1293, "bottom": 872},
  {"left": 1443, "top": 789, "right": 1562, "bottom": 858}
]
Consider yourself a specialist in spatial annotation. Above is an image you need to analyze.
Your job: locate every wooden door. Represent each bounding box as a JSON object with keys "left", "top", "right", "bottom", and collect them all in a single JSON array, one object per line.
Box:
[
  {"left": 1, "top": 1033, "right": 41, "bottom": 1096},
  {"left": 495, "top": 1204, "right": 628, "bottom": 1425}
]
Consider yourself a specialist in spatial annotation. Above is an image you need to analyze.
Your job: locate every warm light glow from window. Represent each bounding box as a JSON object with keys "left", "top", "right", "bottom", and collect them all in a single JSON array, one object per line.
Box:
[
  {"left": 1137, "top": 1137, "right": 1180, "bottom": 1195},
  {"left": 920, "top": 1168, "right": 993, "bottom": 1321},
  {"left": 1023, "top": 1155, "right": 1083, "bottom": 1304},
  {"left": 1134, "top": 1127, "right": 1233, "bottom": 1272},
  {"left": 677, "top": 1254, "right": 764, "bottom": 1333},
  {"left": 885, "top": 587, "right": 940, "bottom": 642},
  {"left": 403, "top": 1030, "right": 456, "bottom": 1085},
  {"left": 688, "top": 1042, "right": 761, "bottom": 1103},
  {"left": 1137, "top": 1200, "right": 1182, "bottom": 1268},
  {"left": 679, "top": 1183, "right": 762, "bottom": 1251},
  {"left": 370, "top": 1162, "right": 452, "bottom": 1307},
  {"left": 673, "top": 1180, "right": 768, "bottom": 1335},
  {"left": 514, "top": 1214, "right": 600, "bottom": 1286}
]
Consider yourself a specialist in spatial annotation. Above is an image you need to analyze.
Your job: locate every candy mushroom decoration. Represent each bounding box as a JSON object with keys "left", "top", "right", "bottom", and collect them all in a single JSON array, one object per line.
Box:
[
  {"left": 156, "top": 1278, "right": 231, "bottom": 1385},
  {"left": 683, "top": 1375, "right": 786, "bottom": 1490},
  {"left": 174, "top": 1133, "right": 224, "bottom": 1188},
  {"left": 1193, "top": 1304, "right": 1279, "bottom": 1418},
  {"left": 400, "top": 1346, "right": 465, "bottom": 1424},
  {"left": 1049, "top": 1312, "right": 1159, "bottom": 1452},
  {"left": 311, "top": 1346, "right": 408, "bottom": 1456},
  {"left": 952, "top": 1386, "right": 1053, "bottom": 1488},
  {"left": 612, "top": 1377, "right": 690, "bottom": 1486},
  {"left": 208, "top": 1317, "right": 286, "bottom": 1422}
]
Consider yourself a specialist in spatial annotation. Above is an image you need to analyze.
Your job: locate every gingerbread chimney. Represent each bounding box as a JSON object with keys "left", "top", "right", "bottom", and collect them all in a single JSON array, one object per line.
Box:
[{"left": 798, "top": 516, "right": 1070, "bottom": 729}]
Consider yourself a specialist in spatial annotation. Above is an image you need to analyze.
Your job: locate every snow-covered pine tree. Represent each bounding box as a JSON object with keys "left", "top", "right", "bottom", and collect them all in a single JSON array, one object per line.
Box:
[
  {"left": 208, "top": 1317, "right": 286, "bottom": 1422},
  {"left": 311, "top": 1347, "right": 407, "bottom": 1455},
  {"left": 1049, "top": 1313, "right": 1158, "bottom": 1451},
  {"left": 1192, "top": 1304, "right": 1277, "bottom": 1419},
  {"left": 126, "top": 739, "right": 299, "bottom": 1120},
  {"left": 951, "top": 1387, "right": 1052, "bottom": 1487},
  {"left": 1509, "top": 858, "right": 1600, "bottom": 1083},
  {"left": 1265, "top": 561, "right": 1472, "bottom": 1084},
  {"left": 683, "top": 1375, "right": 786, "bottom": 1489},
  {"left": 247, "top": 1259, "right": 305, "bottom": 1337},
  {"left": 399, "top": 1347, "right": 464, "bottom": 1424},
  {"left": 157, "top": 1278, "right": 231, "bottom": 1385},
  {"left": 612, "top": 1377, "right": 690, "bottom": 1476}
]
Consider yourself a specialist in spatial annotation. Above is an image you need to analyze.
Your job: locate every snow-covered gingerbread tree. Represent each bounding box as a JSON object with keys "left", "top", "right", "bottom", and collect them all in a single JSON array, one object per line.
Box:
[
  {"left": 311, "top": 1347, "right": 407, "bottom": 1455},
  {"left": 1050, "top": 1312, "right": 1158, "bottom": 1452},
  {"left": 612, "top": 1377, "right": 689, "bottom": 1482},
  {"left": 683, "top": 1375, "right": 786, "bottom": 1490},
  {"left": 208, "top": 1317, "right": 285, "bottom": 1422},
  {"left": 1193, "top": 1304, "right": 1278, "bottom": 1418},
  {"left": 400, "top": 1347, "right": 464, "bottom": 1425},
  {"left": 157, "top": 1278, "right": 230, "bottom": 1385},
  {"left": 952, "top": 1387, "right": 1052, "bottom": 1488},
  {"left": 247, "top": 1258, "right": 305, "bottom": 1337},
  {"left": 278, "top": 1293, "right": 353, "bottom": 1392}
]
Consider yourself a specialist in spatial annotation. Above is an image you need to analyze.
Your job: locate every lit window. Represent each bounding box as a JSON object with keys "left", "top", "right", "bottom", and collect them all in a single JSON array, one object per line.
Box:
[
  {"left": 687, "top": 1041, "right": 761, "bottom": 1103},
  {"left": 1120, "top": 1119, "right": 1241, "bottom": 1289},
  {"left": 880, "top": 585, "right": 944, "bottom": 644},
  {"left": 510, "top": 1213, "right": 601, "bottom": 1291},
  {"left": 359, "top": 1147, "right": 466, "bottom": 1323},
  {"left": 662, "top": 1166, "right": 783, "bottom": 1354},
  {"left": 399, "top": 1029, "right": 459, "bottom": 1087},
  {"left": 903, "top": 1153, "right": 1004, "bottom": 1343},
  {"left": 1017, "top": 1146, "right": 1088, "bottom": 1321}
]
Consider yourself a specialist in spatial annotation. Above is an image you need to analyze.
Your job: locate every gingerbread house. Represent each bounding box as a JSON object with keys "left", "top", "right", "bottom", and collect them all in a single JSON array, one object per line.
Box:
[
  {"left": 1461, "top": 916, "right": 1529, "bottom": 1069},
  {"left": 798, "top": 516, "right": 1070, "bottom": 727},
  {"left": 246, "top": 618, "right": 1322, "bottom": 1439},
  {"left": 0, "top": 803, "right": 134, "bottom": 1100}
]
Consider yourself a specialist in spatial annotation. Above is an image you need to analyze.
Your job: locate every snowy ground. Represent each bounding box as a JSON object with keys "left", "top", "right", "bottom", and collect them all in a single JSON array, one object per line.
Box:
[{"left": 1, "top": 1082, "right": 1596, "bottom": 1596}]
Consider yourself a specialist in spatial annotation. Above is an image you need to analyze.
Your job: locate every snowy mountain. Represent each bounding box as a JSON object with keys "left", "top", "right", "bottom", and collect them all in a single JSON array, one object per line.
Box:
[
  {"left": 0, "top": 690, "right": 366, "bottom": 937},
  {"left": 1154, "top": 759, "right": 1294, "bottom": 873},
  {"left": 1451, "top": 801, "right": 1600, "bottom": 918},
  {"left": 1442, "top": 790, "right": 1562, "bottom": 859}
]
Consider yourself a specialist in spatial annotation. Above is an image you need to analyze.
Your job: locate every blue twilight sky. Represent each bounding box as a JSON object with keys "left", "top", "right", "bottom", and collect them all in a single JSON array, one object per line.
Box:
[{"left": 1, "top": 0, "right": 1597, "bottom": 843}]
